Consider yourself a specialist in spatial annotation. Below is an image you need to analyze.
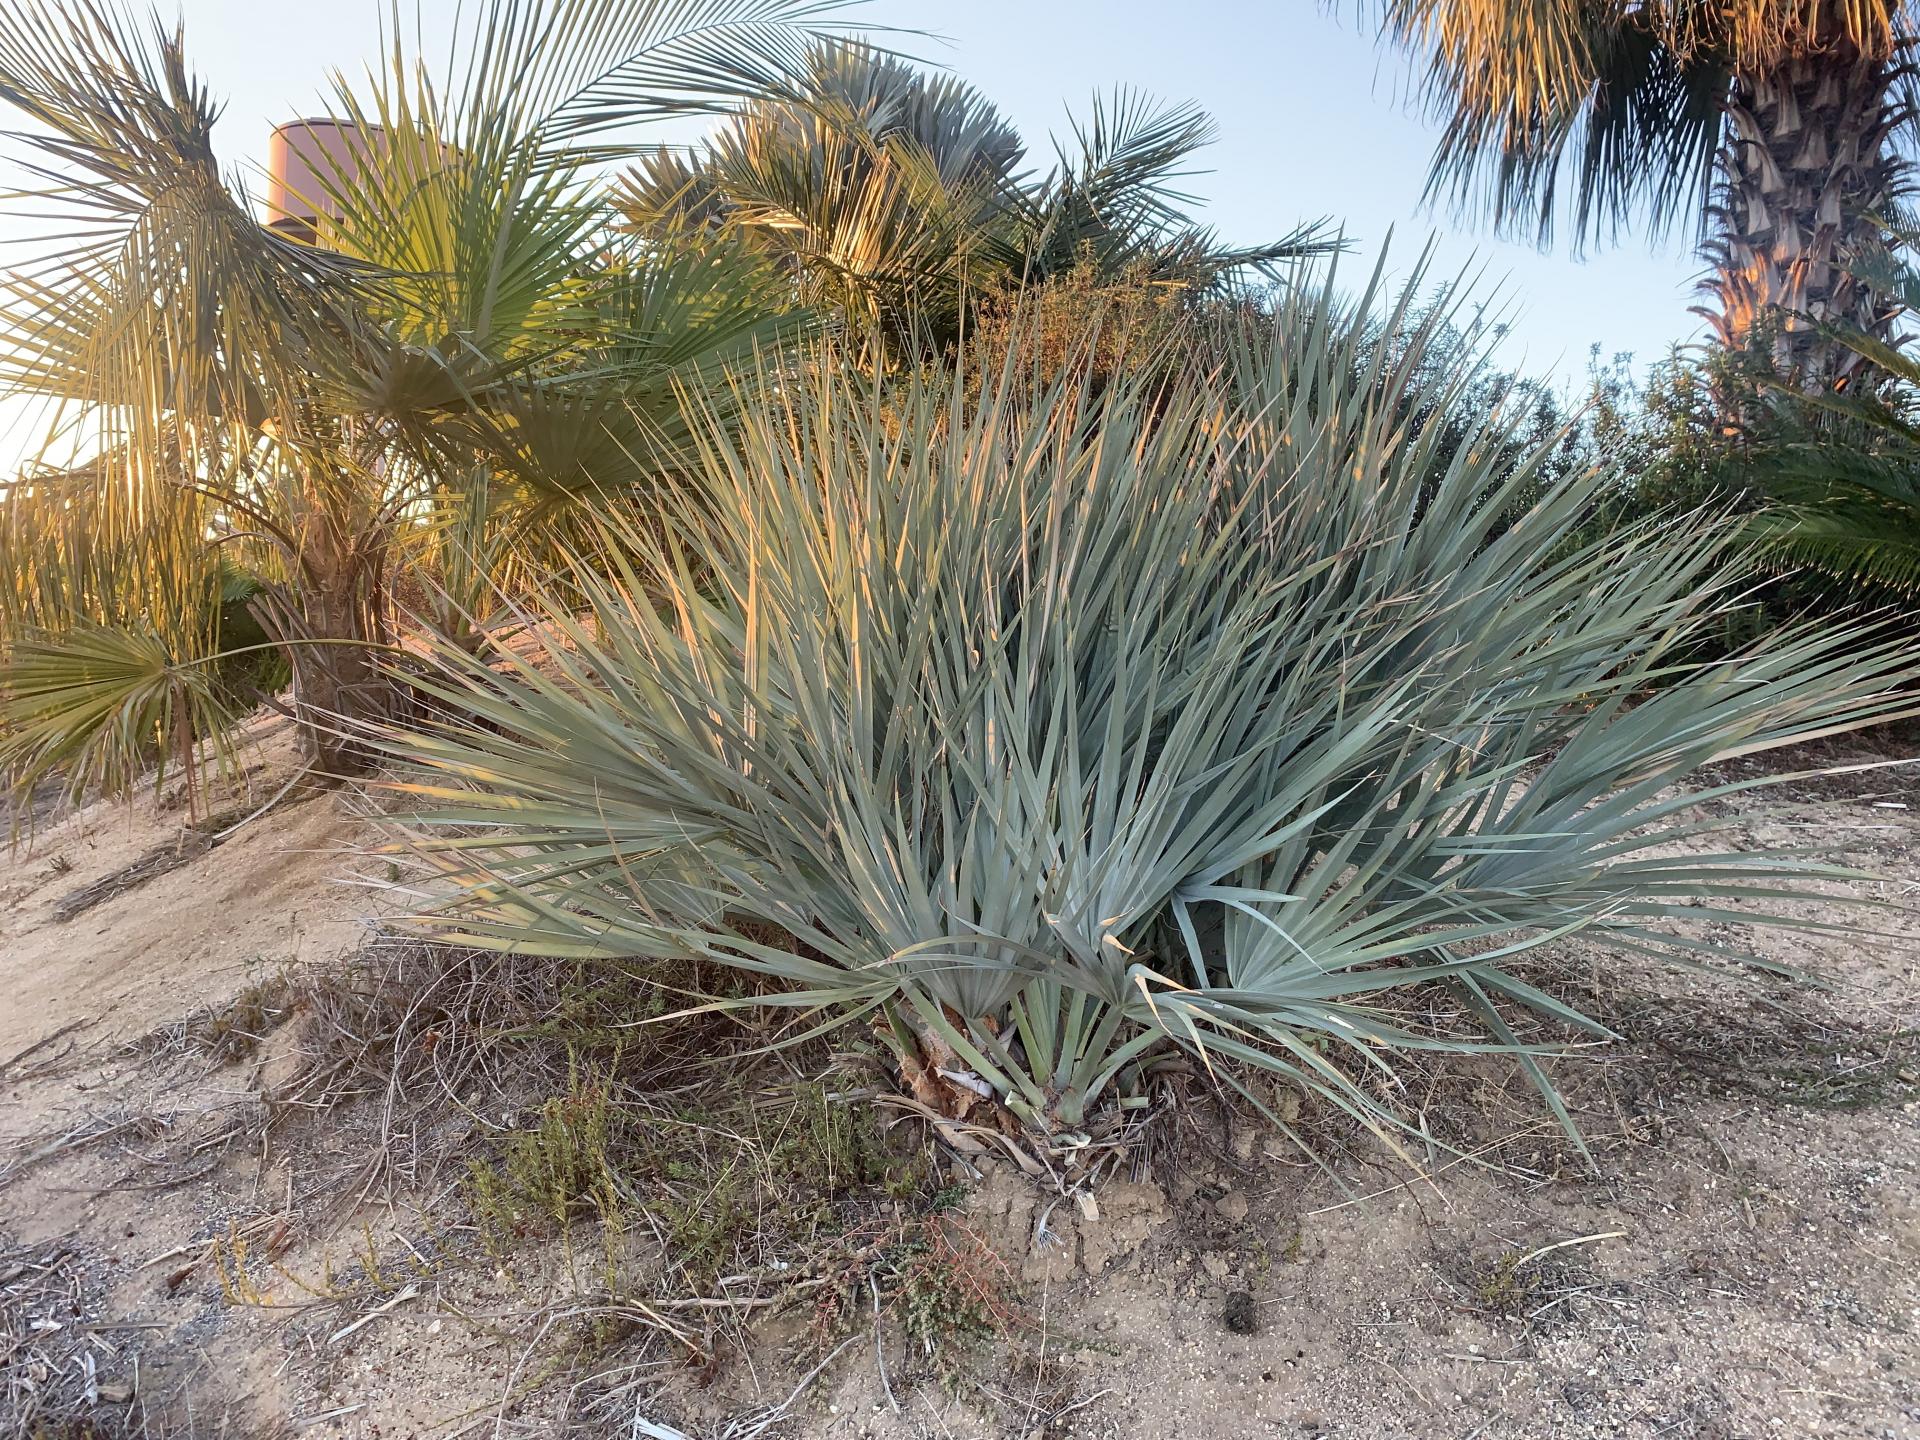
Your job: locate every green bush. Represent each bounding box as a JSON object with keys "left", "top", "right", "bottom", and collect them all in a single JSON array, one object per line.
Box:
[
  {"left": 1735, "top": 258, "right": 1920, "bottom": 599},
  {"left": 381, "top": 262, "right": 1920, "bottom": 1168}
]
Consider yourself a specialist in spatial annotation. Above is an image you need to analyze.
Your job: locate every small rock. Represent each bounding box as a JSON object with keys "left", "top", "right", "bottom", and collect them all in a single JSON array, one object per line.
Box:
[
  {"left": 1272, "top": 1084, "right": 1303, "bottom": 1124},
  {"left": 1215, "top": 1190, "right": 1249, "bottom": 1222},
  {"left": 97, "top": 1383, "right": 134, "bottom": 1405}
]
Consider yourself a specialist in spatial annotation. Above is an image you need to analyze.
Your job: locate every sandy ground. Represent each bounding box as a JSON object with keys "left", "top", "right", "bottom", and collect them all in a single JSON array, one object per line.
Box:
[
  {"left": 0, "top": 718, "right": 373, "bottom": 1062},
  {"left": 1, "top": 733, "right": 1917, "bottom": 1440}
]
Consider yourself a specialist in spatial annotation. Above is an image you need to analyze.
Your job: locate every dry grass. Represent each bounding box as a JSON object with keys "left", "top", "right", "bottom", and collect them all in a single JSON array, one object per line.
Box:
[
  {"left": 10, "top": 869, "right": 1909, "bottom": 1437},
  {"left": 1, "top": 1237, "right": 96, "bottom": 1436},
  {"left": 210, "top": 941, "right": 1037, "bottom": 1431},
  {"left": 0, "top": 934, "right": 1003, "bottom": 1434}
]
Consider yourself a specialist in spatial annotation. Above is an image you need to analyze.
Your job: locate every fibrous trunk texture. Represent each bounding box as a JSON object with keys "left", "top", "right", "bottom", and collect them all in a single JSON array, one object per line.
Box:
[
  {"left": 1702, "top": 31, "right": 1906, "bottom": 389},
  {"left": 250, "top": 516, "right": 390, "bottom": 777}
]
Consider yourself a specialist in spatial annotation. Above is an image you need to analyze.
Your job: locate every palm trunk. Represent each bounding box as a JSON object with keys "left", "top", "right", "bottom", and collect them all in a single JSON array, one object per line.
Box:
[
  {"left": 1701, "top": 34, "right": 1904, "bottom": 391},
  {"left": 250, "top": 517, "right": 391, "bottom": 777}
]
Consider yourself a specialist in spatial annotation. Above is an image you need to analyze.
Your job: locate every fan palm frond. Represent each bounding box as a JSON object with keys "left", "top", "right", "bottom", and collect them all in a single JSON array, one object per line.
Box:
[{"left": 1, "top": 622, "right": 238, "bottom": 824}]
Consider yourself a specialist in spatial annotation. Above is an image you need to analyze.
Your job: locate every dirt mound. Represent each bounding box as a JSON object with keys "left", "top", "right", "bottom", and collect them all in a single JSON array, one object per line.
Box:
[{"left": 0, "top": 717, "right": 375, "bottom": 1064}]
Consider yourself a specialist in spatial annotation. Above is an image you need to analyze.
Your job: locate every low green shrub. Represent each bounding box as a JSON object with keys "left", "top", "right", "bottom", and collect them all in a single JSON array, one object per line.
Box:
[
  {"left": 382, "top": 262, "right": 1920, "bottom": 1169},
  {"left": 467, "top": 1075, "right": 622, "bottom": 1238}
]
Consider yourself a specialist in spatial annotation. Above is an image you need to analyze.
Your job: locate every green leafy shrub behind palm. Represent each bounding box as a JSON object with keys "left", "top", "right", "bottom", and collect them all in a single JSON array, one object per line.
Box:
[
  {"left": 379, "top": 262, "right": 1920, "bottom": 1169},
  {"left": 1741, "top": 254, "right": 1920, "bottom": 598}
]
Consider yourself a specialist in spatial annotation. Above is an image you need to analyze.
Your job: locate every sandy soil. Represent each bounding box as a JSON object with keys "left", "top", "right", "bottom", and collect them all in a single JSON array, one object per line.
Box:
[
  {"left": 0, "top": 718, "right": 373, "bottom": 1062},
  {"left": 2, "top": 735, "right": 1916, "bottom": 1440}
]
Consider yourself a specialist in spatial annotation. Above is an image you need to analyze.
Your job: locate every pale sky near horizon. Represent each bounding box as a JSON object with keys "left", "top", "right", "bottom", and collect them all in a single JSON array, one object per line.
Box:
[{"left": 0, "top": 0, "right": 1710, "bottom": 469}]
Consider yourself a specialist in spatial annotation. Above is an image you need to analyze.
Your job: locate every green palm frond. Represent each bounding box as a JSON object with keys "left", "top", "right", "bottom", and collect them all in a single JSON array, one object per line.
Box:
[
  {"left": 1741, "top": 253, "right": 1920, "bottom": 594},
  {"left": 507, "top": 0, "right": 872, "bottom": 156},
  {"left": 1010, "top": 88, "right": 1340, "bottom": 288},
  {"left": 0, "top": 2, "right": 376, "bottom": 466},
  {"left": 1749, "top": 503, "right": 1920, "bottom": 594},
  {"left": 617, "top": 41, "right": 1029, "bottom": 345},
  {"left": 0, "top": 623, "right": 237, "bottom": 824},
  {"left": 1747, "top": 438, "right": 1920, "bottom": 595}
]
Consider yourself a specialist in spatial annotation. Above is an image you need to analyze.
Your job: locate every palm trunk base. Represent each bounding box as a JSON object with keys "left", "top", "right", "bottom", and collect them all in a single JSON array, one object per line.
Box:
[{"left": 248, "top": 588, "right": 390, "bottom": 776}]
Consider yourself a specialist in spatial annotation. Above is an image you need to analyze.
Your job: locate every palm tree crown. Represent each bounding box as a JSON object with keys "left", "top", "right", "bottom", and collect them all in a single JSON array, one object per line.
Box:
[
  {"left": 618, "top": 43, "right": 1337, "bottom": 353},
  {"left": 1381, "top": 0, "right": 1918, "bottom": 386},
  {"left": 0, "top": 0, "right": 844, "bottom": 788}
]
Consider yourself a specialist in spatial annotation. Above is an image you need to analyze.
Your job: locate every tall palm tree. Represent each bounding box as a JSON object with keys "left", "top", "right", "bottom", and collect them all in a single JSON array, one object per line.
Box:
[
  {"left": 618, "top": 43, "right": 1337, "bottom": 355},
  {"left": 0, "top": 0, "right": 838, "bottom": 791},
  {"left": 1378, "top": 1, "right": 1918, "bottom": 387}
]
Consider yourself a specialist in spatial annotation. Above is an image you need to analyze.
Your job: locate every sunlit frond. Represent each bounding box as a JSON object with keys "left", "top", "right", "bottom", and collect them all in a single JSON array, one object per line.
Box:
[
  {"left": 381, "top": 254, "right": 1920, "bottom": 1155},
  {"left": 0, "top": 0, "right": 847, "bottom": 789}
]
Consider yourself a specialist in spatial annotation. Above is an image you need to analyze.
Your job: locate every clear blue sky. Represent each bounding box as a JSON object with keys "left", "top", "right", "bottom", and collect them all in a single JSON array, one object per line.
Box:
[{"left": 0, "top": 0, "right": 1710, "bottom": 466}]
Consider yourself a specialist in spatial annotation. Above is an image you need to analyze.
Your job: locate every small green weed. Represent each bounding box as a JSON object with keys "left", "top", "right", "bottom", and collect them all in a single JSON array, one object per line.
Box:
[
  {"left": 809, "top": 1213, "right": 1025, "bottom": 1390},
  {"left": 770, "top": 1083, "right": 906, "bottom": 1195},
  {"left": 895, "top": 1218, "right": 1019, "bottom": 1354},
  {"left": 652, "top": 1156, "right": 752, "bottom": 1290},
  {"left": 467, "top": 1073, "right": 621, "bottom": 1239},
  {"left": 1474, "top": 1252, "right": 1538, "bottom": 1315}
]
